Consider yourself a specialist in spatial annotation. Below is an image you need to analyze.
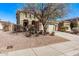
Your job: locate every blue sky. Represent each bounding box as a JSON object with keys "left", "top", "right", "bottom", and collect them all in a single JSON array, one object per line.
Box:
[
  {"left": 0, "top": 3, "right": 23, "bottom": 24},
  {"left": 0, "top": 3, "right": 79, "bottom": 23},
  {"left": 63, "top": 3, "right": 79, "bottom": 20}
]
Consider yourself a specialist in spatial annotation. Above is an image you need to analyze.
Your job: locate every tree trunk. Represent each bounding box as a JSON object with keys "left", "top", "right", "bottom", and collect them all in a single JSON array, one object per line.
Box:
[{"left": 42, "top": 19, "right": 48, "bottom": 35}]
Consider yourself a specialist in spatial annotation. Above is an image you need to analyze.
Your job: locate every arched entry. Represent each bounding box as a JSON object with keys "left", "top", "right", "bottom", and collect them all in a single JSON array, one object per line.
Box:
[
  {"left": 23, "top": 19, "right": 28, "bottom": 31},
  {"left": 32, "top": 20, "right": 36, "bottom": 25},
  {"left": 23, "top": 19, "right": 28, "bottom": 27}
]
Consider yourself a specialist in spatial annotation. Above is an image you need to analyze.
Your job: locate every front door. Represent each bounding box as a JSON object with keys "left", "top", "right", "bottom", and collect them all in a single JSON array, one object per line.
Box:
[{"left": 23, "top": 20, "right": 28, "bottom": 31}]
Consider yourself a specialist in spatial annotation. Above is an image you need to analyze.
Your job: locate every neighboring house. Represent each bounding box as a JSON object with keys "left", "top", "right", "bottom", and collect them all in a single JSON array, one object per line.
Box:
[
  {"left": 0, "top": 21, "right": 3, "bottom": 30},
  {"left": 58, "top": 17, "right": 79, "bottom": 32},
  {"left": 70, "top": 17, "right": 79, "bottom": 28},
  {"left": 58, "top": 20, "right": 71, "bottom": 32},
  {"left": 0, "top": 20, "right": 14, "bottom": 32}
]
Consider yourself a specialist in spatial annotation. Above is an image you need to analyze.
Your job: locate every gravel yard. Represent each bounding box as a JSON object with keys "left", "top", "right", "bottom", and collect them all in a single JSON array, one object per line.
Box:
[{"left": 0, "top": 31, "right": 69, "bottom": 53}]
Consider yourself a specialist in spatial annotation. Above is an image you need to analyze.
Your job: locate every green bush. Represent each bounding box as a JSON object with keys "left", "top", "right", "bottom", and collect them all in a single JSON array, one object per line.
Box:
[{"left": 61, "top": 26, "right": 67, "bottom": 32}]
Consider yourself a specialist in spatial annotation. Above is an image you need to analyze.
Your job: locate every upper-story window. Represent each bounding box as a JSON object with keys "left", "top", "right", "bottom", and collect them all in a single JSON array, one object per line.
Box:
[
  {"left": 30, "top": 14, "right": 31, "bottom": 18},
  {"left": 25, "top": 13, "right": 27, "bottom": 17},
  {"left": 34, "top": 15, "right": 35, "bottom": 18}
]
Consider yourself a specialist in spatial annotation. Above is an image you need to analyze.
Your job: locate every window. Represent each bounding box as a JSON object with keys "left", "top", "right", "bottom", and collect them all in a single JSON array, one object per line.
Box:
[
  {"left": 34, "top": 15, "right": 36, "bottom": 19},
  {"left": 30, "top": 14, "right": 31, "bottom": 18},
  {"left": 25, "top": 13, "right": 27, "bottom": 17},
  {"left": 23, "top": 20, "right": 28, "bottom": 27}
]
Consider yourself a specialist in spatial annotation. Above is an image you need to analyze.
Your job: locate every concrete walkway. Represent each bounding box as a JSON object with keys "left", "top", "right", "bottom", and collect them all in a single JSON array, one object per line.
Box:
[{"left": 0, "top": 31, "right": 79, "bottom": 56}]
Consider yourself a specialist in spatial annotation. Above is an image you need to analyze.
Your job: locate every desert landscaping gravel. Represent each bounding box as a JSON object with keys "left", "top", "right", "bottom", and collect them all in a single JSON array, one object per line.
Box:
[{"left": 0, "top": 31, "right": 69, "bottom": 53}]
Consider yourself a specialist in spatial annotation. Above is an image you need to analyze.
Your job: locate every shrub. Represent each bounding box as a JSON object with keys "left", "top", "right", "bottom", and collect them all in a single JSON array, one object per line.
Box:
[
  {"left": 50, "top": 32, "right": 55, "bottom": 36},
  {"left": 72, "top": 27, "right": 79, "bottom": 34},
  {"left": 61, "top": 26, "right": 67, "bottom": 32},
  {"left": 25, "top": 32, "right": 31, "bottom": 37}
]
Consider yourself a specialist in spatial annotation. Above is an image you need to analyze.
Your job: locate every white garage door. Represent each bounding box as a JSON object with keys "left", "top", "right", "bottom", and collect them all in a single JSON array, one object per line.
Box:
[
  {"left": 0, "top": 23, "right": 3, "bottom": 30},
  {"left": 47, "top": 25, "right": 55, "bottom": 34}
]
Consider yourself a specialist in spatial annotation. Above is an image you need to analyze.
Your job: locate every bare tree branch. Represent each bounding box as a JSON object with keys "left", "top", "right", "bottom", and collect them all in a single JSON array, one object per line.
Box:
[{"left": 22, "top": 3, "right": 69, "bottom": 33}]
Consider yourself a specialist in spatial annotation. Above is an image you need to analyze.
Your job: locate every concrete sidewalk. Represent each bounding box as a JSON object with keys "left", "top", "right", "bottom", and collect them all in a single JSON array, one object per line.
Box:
[{"left": 1, "top": 31, "right": 79, "bottom": 56}]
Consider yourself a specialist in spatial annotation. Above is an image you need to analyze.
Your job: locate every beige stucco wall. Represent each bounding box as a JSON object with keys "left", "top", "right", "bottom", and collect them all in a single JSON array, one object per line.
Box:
[
  {"left": 77, "top": 21, "right": 79, "bottom": 27},
  {"left": 19, "top": 12, "right": 39, "bottom": 26},
  {"left": 0, "top": 23, "right": 3, "bottom": 30},
  {"left": 63, "top": 22, "right": 71, "bottom": 31}
]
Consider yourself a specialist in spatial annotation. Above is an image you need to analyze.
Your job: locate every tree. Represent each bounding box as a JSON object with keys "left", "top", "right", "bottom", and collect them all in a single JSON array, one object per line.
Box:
[
  {"left": 70, "top": 22, "right": 78, "bottom": 29},
  {"left": 22, "top": 3, "right": 68, "bottom": 34}
]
